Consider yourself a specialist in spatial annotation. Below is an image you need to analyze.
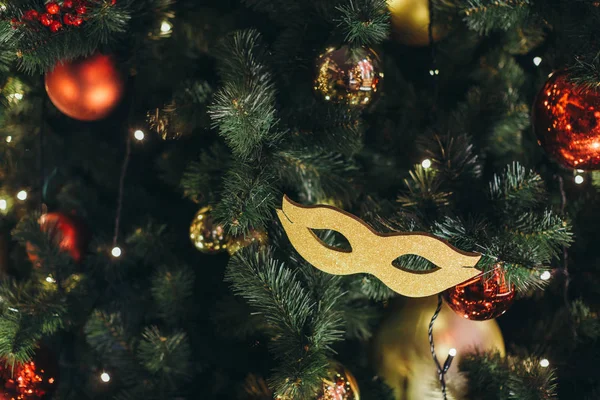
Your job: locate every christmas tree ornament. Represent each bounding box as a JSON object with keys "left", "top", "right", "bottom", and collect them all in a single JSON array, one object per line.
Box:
[
  {"left": 45, "top": 2, "right": 61, "bottom": 14},
  {"left": 227, "top": 230, "right": 268, "bottom": 256},
  {"left": 316, "top": 363, "right": 360, "bottom": 400},
  {"left": 189, "top": 206, "right": 230, "bottom": 254},
  {"left": 0, "top": 346, "right": 58, "bottom": 400},
  {"left": 276, "top": 196, "right": 481, "bottom": 297},
  {"left": 443, "top": 264, "right": 516, "bottom": 321},
  {"left": 373, "top": 296, "right": 505, "bottom": 400},
  {"left": 387, "top": 0, "right": 448, "bottom": 46},
  {"left": 314, "top": 46, "right": 382, "bottom": 107},
  {"left": 45, "top": 53, "right": 125, "bottom": 121},
  {"left": 532, "top": 69, "right": 600, "bottom": 170},
  {"left": 27, "top": 212, "right": 88, "bottom": 265}
]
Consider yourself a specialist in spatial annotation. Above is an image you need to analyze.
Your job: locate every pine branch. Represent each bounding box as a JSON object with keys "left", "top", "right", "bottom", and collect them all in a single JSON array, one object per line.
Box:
[
  {"left": 489, "top": 162, "right": 544, "bottom": 212},
  {"left": 336, "top": 0, "right": 390, "bottom": 47},
  {"left": 151, "top": 265, "right": 195, "bottom": 326},
  {"left": 180, "top": 143, "right": 230, "bottom": 204},
  {"left": 460, "top": 0, "right": 532, "bottom": 35},
  {"left": 138, "top": 326, "right": 191, "bottom": 384}
]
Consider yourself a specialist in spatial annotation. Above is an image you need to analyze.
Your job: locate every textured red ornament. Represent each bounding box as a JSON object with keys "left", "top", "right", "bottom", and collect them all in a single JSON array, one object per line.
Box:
[
  {"left": 0, "top": 347, "right": 58, "bottom": 400},
  {"left": 27, "top": 212, "right": 88, "bottom": 264},
  {"left": 23, "top": 10, "right": 40, "bottom": 21},
  {"left": 532, "top": 69, "right": 600, "bottom": 170},
  {"left": 442, "top": 264, "right": 515, "bottom": 321},
  {"left": 39, "top": 13, "right": 53, "bottom": 27},
  {"left": 49, "top": 20, "right": 63, "bottom": 32},
  {"left": 63, "top": 13, "right": 75, "bottom": 25},
  {"left": 45, "top": 53, "right": 125, "bottom": 121},
  {"left": 75, "top": 5, "right": 87, "bottom": 14},
  {"left": 45, "top": 2, "right": 61, "bottom": 14}
]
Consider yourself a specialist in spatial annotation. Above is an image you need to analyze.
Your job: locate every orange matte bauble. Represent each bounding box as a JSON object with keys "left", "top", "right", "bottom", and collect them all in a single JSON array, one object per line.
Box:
[
  {"left": 532, "top": 69, "right": 600, "bottom": 170},
  {"left": 27, "top": 212, "right": 87, "bottom": 265},
  {"left": 443, "top": 264, "right": 516, "bottom": 321},
  {"left": 45, "top": 54, "right": 125, "bottom": 121}
]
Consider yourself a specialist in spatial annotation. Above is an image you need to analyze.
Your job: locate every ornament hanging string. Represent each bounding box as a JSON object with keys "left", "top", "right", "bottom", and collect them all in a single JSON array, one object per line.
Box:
[
  {"left": 556, "top": 174, "right": 576, "bottom": 337},
  {"left": 113, "top": 135, "right": 131, "bottom": 249},
  {"left": 428, "top": 293, "right": 455, "bottom": 400},
  {"left": 39, "top": 75, "right": 46, "bottom": 213}
]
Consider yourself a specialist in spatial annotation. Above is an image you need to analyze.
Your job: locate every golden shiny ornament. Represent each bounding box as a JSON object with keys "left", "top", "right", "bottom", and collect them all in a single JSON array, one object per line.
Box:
[
  {"left": 276, "top": 196, "right": 481, "bottom": 297},
  {"left": 532, "top": 69, "right": 600, "bottom": 170},
  {"left": 316, "top": 363, "right": 360, "bottom": 400},
  {"left": 443, "top": 264, "right": 516, "bottom": 321},
  {"left": 387, "top": 0, "right": 448, "bottom": 46},
  {"left": 373, "top": 296, "right": 505, "bottom": 400},
  {"left": 314, "top": 46, "right": 382, "bottom": 107},
  {"left": 45, "top": 53, "right": 125, "bottom": 121},
  {"left": 227, "top": 230, "right": 268, "bottom": 256},
  {"left": 189, "top": 206, "right": 229, "bottom": 254}
]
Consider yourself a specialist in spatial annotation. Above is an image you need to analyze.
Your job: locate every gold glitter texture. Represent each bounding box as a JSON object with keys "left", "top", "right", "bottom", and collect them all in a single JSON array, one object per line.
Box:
[
  {"left": 314, "top": 46, "right": 381, "bottom": 107},
  {"left": 276, "top": 196, "right": 481, "bottom": 297},
  {"left": 189, "top": 206, "right": 229, "bottom": 254},
  {"left": 317, "top": 363, "right": 360, "bottom": 400}
]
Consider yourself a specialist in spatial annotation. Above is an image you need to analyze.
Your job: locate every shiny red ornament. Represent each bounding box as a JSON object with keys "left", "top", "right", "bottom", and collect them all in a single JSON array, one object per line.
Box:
[
  {"left": 532, "top": 69, "right": 600, "bottom": 170},
  {"left": 49, "top": 20, "right": 62, "bottom": 32},
  {"left": 45, "top": 53, "right": 125, "bottom": 121},
  {"left": 45, "top": 2, "right": 61, "bottom": 14},
  {"left": 23, "top": 10, "right": 40, "bottom": 21},
  {"left": 442, "top": 264, "right": 515, "bottom": 321},
  {"left": 63, "top": 13, "right": 75, "bottom": 25},
  {"left": 0, "top": 347, "right": 58, "bottom": 400},
  {"left": 39, "top": 13, "right": 53, "bottom": 26},
  {"left": 75, "top": 5, "right": 87, "bottom": 14},
  {"left": 26, "top": 212, "right": 88, "bottom": 265},
  {"left": 63, "top": 0, "right": 74, "bottom": 8}
]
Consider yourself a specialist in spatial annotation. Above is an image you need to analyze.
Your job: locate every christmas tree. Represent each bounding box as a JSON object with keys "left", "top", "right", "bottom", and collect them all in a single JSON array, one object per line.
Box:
[{"left": 0, "top": 0, "right": 599, "bottom": 399}]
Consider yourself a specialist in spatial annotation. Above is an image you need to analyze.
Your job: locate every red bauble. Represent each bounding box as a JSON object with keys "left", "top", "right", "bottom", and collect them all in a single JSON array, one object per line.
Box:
[
  {"left": 23, "top": 10, "right": 40, "bottom": 21},
  {"left": 49, "top": 20, "right": 63, "bottom": 32},
  {"left": 45, "top": 2, "right": 61, "bottom": 14},
  {"left": 27, "top": 212, "right": 88, "bottom": 265},
  {"left": 39, "top": 13, "right": 53, "bottom": 27},
  {"left": 63, "top": 0, "right": 74, "bottom": 8},
  {"left": 442, "top": 265, "right": 515, "bottom": 321},
  {"left": 45, "top": 54, "right": 125, "bottom": 121},
  {"left": 0, "top": 347, "right": 58, "bottom": 400},
  {"left": 533, "top": 69, "right": 600, "bottom": 170}
]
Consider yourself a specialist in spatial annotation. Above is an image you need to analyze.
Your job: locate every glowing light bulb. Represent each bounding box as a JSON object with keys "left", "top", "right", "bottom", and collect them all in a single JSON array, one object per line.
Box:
[
  {"left": 0, "top": 199, "right": 7, "bottom": 211},
  {"left": 17, "top": 190, "right": 27, "bottom": 201},
  {"left": 111, "top": 247, "right": 122, "bottom": 258},
  {"left": 6, "top": 136, "right": 12, "bottom": 143},
  {"left": 134, "top": 130, "right": 145, "bottom": 141},
  {"left": 540, "top": 359, "right": 550, "bottom": 368},
  {"left": 448, "top": 348, "right": 457, "bottom": 357},
  {"left": 575, "top": 175, "right": 584, "bottom": 184},
  {"left": 540, "top": 271, "right": 551, "bottom": 281},
  {"left": 13, "top": 93, "right": 23, "bottom": 100},
  {"left": 533, "top": 57, "right": 542, "bottom": 66},
  {"left": 100, "top": 372, "right": 111, "bottom": 382},
  {"left": 46, "top": 276, "right": 56, "bottom": 283},
  {"left": 421, "top": 159, "right": 432, "bottom": 169},
  {"left": 160, "top": 20, "right": 173, "bottom": 34}
]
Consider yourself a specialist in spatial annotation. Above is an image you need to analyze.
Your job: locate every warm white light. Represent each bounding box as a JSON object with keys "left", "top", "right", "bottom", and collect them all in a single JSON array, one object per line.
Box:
[
  {"left": 540, "top": 271, "right": 551, "bottom": 281},
  {"left": 0, "top": 199, "right": 6, "bottom": 211},
  {"left": 100, "top": 372, "right": 111, "bottom": 382},
  {"left": 134, "top": 130, "right": 145, "bottom": 141},
  {"left": 13, "top": 93, "right": 23, "bottom": 100},
  {"left": 5, "top": 136, "right": 12, "bottom": 143},
  {"left": 46, "top": 276, "right": 56, "bottom": 283},
  {"left": 111, "top": 247, "right": 122, "bottom": 258},
  {"left": 575, "top": 175, "right": 584, "bottom": 184},
  {"left": 421, "top": 159, "right": 432, "bottom": 169},
  {"left": 448, "top": 348, "right": 457, "bottom": 357},
  {"left": 533, "top": 57, "right": 542, "bottom": 66},
  {"left": 540, "top": 359, "right": 550, "bottom": 368},
  {"left": 160, "top": 20, "right": 173, "bottom": 34},
  {"left": 17, "top": 190, "right": 27, "bottom": 201},
  {"left": 577, "top": 169, "right": 585, "bottom": 173}
]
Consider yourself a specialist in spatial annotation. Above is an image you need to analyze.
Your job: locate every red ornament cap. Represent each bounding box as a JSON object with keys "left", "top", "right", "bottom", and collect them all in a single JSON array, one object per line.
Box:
[
  {"left": 533, "top": 69, "right": 600, "bottom": 170},
  {"left": 46, "top": 2, "right": 61, "bottom": 15},
  {"left": 443, "top": 264, "right": 516, "bottom": 321}
]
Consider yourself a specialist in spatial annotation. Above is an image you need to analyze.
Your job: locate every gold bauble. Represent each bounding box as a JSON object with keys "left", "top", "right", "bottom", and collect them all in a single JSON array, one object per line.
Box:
[
  {"left": 189, "top": 206, "right": 229, "bottom": 254},
  {"left": 316, "top": 363, "right": 360, "bottom": 400},
  {"left": 387, "top": 0, "right": 448, "bottom": 46},
  {"left": 227, "top": 230, "right": 268, "bottom": 256},
  {"left": 314, "top": 46, "right": 382, "bottom": 107},
  {"left": 373, "top": 296, "right": 505, "bottom": 400}
]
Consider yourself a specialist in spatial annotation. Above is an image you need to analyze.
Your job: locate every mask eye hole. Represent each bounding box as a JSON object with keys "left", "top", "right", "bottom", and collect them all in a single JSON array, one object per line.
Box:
[
  {"left": 392, "top": 254, "right": 440, "bottom": 273},
  {"left": 309, "top": 229, "right": 352, "bottom": 252}
]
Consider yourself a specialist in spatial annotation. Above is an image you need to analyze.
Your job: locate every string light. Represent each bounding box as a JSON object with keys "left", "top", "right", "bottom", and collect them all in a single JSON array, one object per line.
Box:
[
  {"left": 6, "top": 136, "right": 12, "bottom": 143},
  {"left": 421, "top": 159, "right": 432, "bottom": 169},
  {"left": 448, "top": 348, "right": 457, "bottom": 357},
  {"left": 540, "top": 271, "right": 551, "bottom": 281},
  {"left": 540, "top": 358, "right": 550, "bottom": 368},
  {"left": 17, "top": 190, "right": 27, "bottom": 201},
  {"left": 100, "top": 372, "right": 111, "bottom": 383},
  {"left": 429, "top": 69, "right": 440, "bottom": 76},
  {"left": 46, "top": 276, "right": 56, "bottom": 284},
  {"left": 0, "top": 199, "right": 6, "bottom": 211},
  {"left": 533, "top": 57, "right": 542, "bottom": 66},
  {"left": 111, "top": 247, "right": 122, "bottom": 258},
  {"left": 575, "top": 175, "right": 584, "bottom": 184},
  {"left": 134, "top": 130, "right": 145, "bottom": 141},
  {"left": 160, "top": 20, "right": 173, "bottom": 35}
]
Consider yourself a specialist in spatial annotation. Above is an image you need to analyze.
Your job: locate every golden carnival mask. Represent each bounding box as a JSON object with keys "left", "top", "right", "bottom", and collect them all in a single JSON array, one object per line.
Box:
[{"left": 276, "top": 196, "right": 481, "bottom": 297}]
